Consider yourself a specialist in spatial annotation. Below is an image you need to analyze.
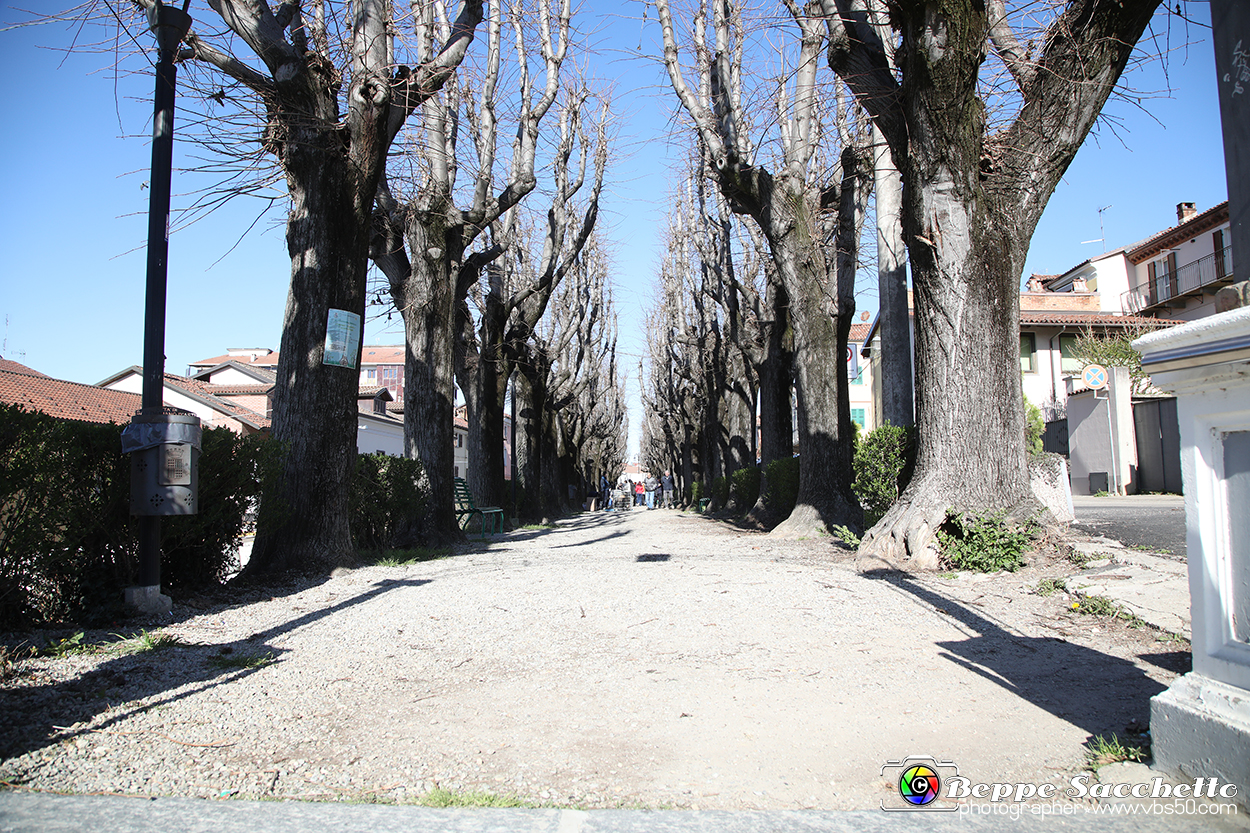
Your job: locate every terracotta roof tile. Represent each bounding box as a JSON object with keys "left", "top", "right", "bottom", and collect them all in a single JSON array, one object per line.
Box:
[
  {"left": 1018, "top": 311, "right": 1182, "bottom": 328},
  {"left": 0, "top": 370, "right": 141, "bottom": 425},
  {"left": 0, "top": 358, "right": 48, "bottom": 377}
]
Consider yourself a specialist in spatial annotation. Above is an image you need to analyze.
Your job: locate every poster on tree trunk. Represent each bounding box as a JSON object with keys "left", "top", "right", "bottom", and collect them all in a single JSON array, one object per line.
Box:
[{"left": 323, "top": 309, "right": 361, "bottom": 369}]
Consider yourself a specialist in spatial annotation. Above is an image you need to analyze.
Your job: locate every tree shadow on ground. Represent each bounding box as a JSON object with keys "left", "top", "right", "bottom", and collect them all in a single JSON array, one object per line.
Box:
[
  {"left": 0, "top": 578, "right": 430, "bottom": 769},
  {"left": 863, "top": 569, "right": 1167, "bottom": 739}
]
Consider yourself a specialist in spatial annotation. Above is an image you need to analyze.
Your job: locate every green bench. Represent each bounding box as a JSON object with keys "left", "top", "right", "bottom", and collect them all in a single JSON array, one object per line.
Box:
[{"left": 454, "top": 477, "right": 503, "bottom": 536}]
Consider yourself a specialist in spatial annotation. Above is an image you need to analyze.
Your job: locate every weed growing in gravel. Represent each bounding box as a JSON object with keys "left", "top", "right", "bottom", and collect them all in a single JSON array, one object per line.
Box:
[
  {"left": 1035, "top": 577, "right": 1067, "bottom": 597},
  {"left": 209, "top": 650, "right": 274, "bottom": 670},
  {"left": 1085, "top": 733, "right": 1149, "bottom": 771},
  {"left": 937, "top": 511, "right": 1037, "bottom": 573},
  {"left": 1065, "top": 547, "right": 1091, "bottom": 570},
  {"left": 1156, "top": 631, "right": 1188, "bottom": 644},
  {"left": 110, "top": 629, "right": 182, "bottom": 655},
  {"left": 40, "top": 632, "right": 97, "bottom": 658},
  {"left": 419, "top": 788, "right": 536, "bottom": 808},
  {"left": 830, "top": 525, "right": 860, "bottom": 548},
  {"left": 518, "top": 523, "right": 559, "bottom": 531},
  {"left": 365, "top": 548, "right": 453, "bottom": 567},
  {"left": 1071, "top": 594, "right": 1148, "bottom": 627}
]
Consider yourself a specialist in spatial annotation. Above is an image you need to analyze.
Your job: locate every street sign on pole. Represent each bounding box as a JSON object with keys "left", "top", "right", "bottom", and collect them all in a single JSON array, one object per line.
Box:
[{"left": 1083, "top": 364, "right": 1108, "bottom": 390}]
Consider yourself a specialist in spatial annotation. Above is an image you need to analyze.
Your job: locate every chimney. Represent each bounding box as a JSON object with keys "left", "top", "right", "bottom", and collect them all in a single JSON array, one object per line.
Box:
[{"left": 1177, "top": 202, "right": 1197, "bottom": 224}]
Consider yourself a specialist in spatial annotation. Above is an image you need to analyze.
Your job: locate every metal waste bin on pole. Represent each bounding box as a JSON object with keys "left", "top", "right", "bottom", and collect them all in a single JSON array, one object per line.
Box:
[{"left": 122, "top": 410, "right": 202, "bottom": 516}]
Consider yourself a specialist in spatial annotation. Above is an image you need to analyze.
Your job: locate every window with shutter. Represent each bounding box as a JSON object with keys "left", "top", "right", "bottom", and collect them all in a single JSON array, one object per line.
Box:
[
  {"left": 1167, "top": 251, "right": 1179, "bottom": 298},
  {"left": 1020, "top": 333, "right": 1037, "bottom": 373},
  {"left": 1215, "top": 229, "right": 1227, "bottom": 279}
]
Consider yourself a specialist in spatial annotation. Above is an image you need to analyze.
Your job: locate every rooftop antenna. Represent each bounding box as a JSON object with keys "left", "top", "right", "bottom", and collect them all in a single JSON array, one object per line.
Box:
[{"left": 1080, "top": 205, "right": 1113, "bottom": 252}]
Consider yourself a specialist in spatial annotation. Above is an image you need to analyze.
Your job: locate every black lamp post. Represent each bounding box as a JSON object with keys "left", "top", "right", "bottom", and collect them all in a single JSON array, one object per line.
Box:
[{"left": 125, "top": 0, "right": 195, "bottom": 615}]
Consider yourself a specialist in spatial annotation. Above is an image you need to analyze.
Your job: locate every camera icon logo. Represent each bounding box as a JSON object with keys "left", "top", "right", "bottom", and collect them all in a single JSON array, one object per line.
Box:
[
  {"left": 881, "top": 756, "right": 959, "bottom": 812},
  {"left": 900, "top": 763, "right": 940, "bottom": 805}
]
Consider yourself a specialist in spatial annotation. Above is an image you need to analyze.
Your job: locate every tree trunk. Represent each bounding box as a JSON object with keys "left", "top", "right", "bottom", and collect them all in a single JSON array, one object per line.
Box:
[
  {"left": 247, "top": 144, "right": 365, "bottom": 575},
  {"left": 515, "top": 364, "right": 546, "bottom": 520},
  {"left": 400, "top": 214, "right": 463, "bottom": 542},
  {"left": 459, "top": 295, "right": 510, "bottom": 515},
  {"left": 873, "top": 122, "right": 914, "bottom": 429},
  {"left": 769, "top": 208, "right": 863, "bottom": 538}
]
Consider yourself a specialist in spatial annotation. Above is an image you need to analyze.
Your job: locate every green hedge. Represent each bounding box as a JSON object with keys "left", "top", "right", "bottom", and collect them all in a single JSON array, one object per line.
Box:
[
  {"left": 730, "top": 466, "right": 761, "bottom": 508},
  {"left": 350, "top": 453, "right": 428, "bottom": 550},
  {"left": 763, "top": 457, "right": 799, "bottom": 518},
  {"left": 0, "top": 404, "right": 275, "bottom": 628}
]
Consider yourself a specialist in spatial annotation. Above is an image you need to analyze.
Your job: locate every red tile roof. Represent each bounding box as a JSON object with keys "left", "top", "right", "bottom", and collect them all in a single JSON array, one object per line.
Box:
[
  {"left": 189, "top": 349, "right": 279, "bottom": 368},
  {"left": 0, "top": 358, "right": 48, "bottom": 377},
  {"left": 849, "top": 322, "right": 871, "bottom": 343},
  {"left": 1018, "top": 311, "right": 1182, "bottom": 328},
  {"left": 0, "top": 370, "right": 141, "bottom": 425},
  {"left": 360, "top": 346, "right": 405, "bottom": 364}
]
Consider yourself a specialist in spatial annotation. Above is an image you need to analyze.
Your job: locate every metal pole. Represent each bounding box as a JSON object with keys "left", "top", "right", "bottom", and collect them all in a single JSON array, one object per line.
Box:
[{"left": 136, "top": 1, "right": 193, "bottom": 591}]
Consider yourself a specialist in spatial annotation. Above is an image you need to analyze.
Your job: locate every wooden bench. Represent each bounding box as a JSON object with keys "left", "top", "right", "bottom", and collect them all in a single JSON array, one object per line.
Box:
[{"left": 454, "top": 477, "right": 503, "bottom": 536}]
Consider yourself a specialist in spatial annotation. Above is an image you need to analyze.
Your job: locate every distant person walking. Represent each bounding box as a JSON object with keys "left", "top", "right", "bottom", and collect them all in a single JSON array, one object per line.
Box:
[
  {"left": 661, "top": 470, "right": 675, "bottom": 509},
  {"left": 645, "top": 475, "right": 658, "bottom": 509}
]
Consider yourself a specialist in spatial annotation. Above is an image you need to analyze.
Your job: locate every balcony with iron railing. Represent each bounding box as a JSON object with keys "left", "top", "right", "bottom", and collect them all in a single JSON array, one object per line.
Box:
[{"left": 1121, "top": 246, "right": 1236, "bottom": 315}]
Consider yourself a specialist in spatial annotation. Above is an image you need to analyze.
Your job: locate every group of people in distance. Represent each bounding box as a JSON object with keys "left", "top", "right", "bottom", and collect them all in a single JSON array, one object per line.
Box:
[{"left": 596, "top": 470, "right": 676, "bottom": 511}]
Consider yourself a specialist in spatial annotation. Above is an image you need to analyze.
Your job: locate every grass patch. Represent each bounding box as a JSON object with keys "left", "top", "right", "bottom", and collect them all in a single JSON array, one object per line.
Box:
[
  {"left": 418, "top": 788, "right": 536, "bottom": 808},
  {"left": 364, "top": 547, "right": 453, "bottom": 567},
  {"left": 518, "top": 523, "right": 559, "bottom": 531},
  {"left": 208, "top": 649, "right": 274, "bottom": 670},
  {"left": 1085, "top": 733, "right": 1149, "bottom": 771},
  {"left": 1035, "top": 577, "right": 1067, "bottom": 597},
  {"left": 1156, "top": 631, "right": 1187, "bottom": 644},
  {"left": 937, "top": 571, "right": 958, "bottom": 580},
  {"left": 110, "top": 629, "right": 182, "bottom": 655}
]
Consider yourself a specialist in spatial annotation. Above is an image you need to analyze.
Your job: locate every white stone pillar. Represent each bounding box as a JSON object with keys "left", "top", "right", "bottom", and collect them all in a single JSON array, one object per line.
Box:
[{"left": 1135, "top": 308, "right": 1250, "bottom": 809}]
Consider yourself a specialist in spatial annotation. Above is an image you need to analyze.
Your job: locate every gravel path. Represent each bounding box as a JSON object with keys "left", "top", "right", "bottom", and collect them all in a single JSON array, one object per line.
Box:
[{"left": 0, "top": 508, "right": 1186, "bottom": 810}]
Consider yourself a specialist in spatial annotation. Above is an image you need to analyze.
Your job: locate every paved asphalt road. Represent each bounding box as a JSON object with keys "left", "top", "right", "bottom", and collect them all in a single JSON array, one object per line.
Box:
[{"left": 1071, "top": 494, "right": 1188, "bottom": 558}]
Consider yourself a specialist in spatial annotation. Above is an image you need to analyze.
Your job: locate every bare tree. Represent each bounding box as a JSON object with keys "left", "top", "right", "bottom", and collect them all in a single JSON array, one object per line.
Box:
[
  {"left": 370, "top": 0, "right": 570, "bottom": 540},
  {"left": 516, "top": 232, "right": 625, "bottom": 518},
  {"left": 824, "top": 0, "right": 1163, "bottom": 566},
  {"left": 93, "top": 0, "right": 486, "bottom": 574},
  {"left": 455, "top": 91, "right": 609, "bottom": 516},
  {"left": 657, "top": 0, "right": 872, "bottom": 536}
]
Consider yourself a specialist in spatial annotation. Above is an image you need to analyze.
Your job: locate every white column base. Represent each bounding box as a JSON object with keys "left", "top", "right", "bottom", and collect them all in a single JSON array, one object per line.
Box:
[
  {"left": 124, "top": 585, "right": 172, "bottom": 616},
  {"left": 1151, "top": 672, "right": 1250, "bottom": 810}
]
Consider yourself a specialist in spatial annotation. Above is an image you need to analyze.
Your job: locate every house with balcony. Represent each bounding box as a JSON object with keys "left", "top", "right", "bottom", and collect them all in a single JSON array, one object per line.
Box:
[{"left": 1120, "top": 201, "right": 1235, "bottom": 322}]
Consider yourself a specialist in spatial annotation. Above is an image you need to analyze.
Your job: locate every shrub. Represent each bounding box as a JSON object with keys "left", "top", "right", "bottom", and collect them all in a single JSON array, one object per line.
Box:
[
  {"left": 689, "top": 480, "right": 703, "bottom": 507},
  {"left": 1025, "top": 397, "right": 1045, "bottom": 457},
  {"left": 161, "top": 430, "right": 281, "bottom": 590},
  {"left": 852, "top": 424, "right": 914, "bottom": 521},
  {"left": 350, "top": 453, "right": 428, "bottom": 550},
  {"left": 763, "top": 457, "right": 799, "bottom": 518},
  {"left": 730, "top": 466, "right": 761, "bottom": 508},
  {"left": 0, "top": 404, "right": 273, "bottom": 628},
  {"left": 937, "top": 510, "right": 1037, "bottom": 573},
  {"left": 712, "top": 476, "right": 730, "bottom": 505}
]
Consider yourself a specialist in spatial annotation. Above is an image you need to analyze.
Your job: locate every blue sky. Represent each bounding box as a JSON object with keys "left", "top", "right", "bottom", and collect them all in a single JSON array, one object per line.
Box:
[{"left": 0, "top": 2, "right": 1228, "bottom": 420}]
